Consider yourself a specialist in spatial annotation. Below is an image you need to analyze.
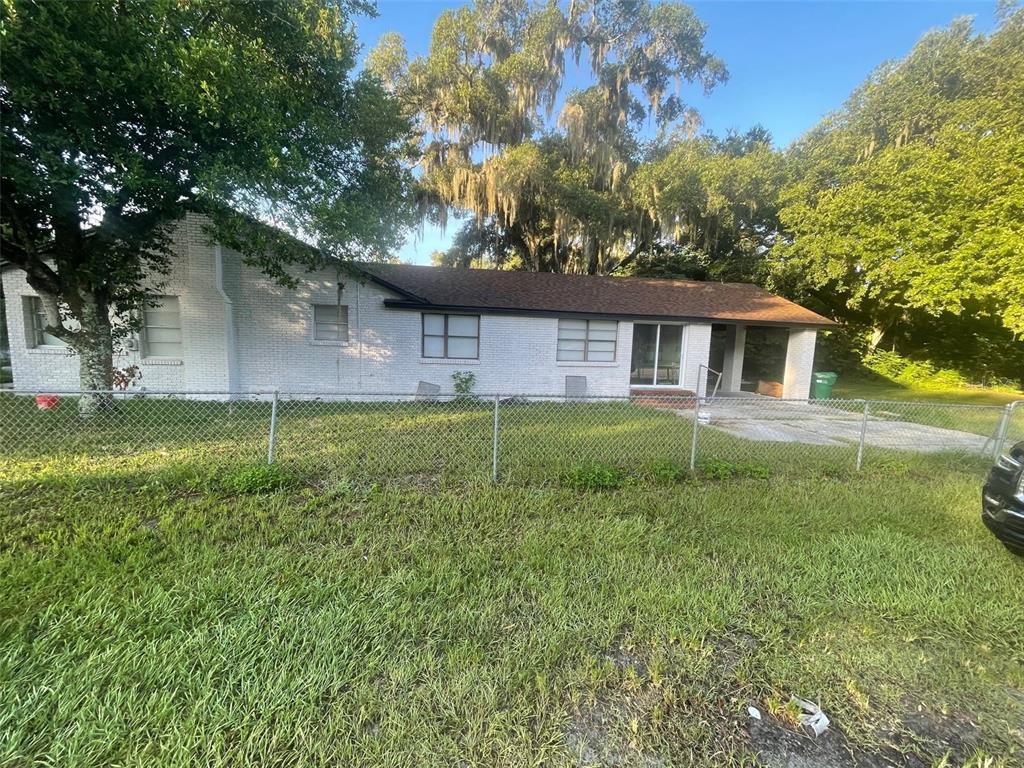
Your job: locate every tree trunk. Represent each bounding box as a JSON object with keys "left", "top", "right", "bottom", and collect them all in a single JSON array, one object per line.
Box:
[
  {"left": 868, "top": 326, "right": 885, "bottom": 353},
  {"left": 867, "top": 308, "right": 906, "bottom": 355},
  {"left": 74, "top": 291, "right": 115, "bottom": 417}
]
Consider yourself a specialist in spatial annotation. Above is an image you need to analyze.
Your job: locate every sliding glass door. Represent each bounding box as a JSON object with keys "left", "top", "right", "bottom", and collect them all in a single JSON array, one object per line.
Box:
[{"left": 630, "top": 324, "right": 684, "bottom": 386}]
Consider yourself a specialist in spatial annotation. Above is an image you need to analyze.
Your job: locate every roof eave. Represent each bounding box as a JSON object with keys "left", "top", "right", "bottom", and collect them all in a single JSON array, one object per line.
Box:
[
  {"left": 381, "top": 299, "right": 836, "bottom": 328},
  {"left": 354, "top": 266, "right": 432, "bottom": 304}
]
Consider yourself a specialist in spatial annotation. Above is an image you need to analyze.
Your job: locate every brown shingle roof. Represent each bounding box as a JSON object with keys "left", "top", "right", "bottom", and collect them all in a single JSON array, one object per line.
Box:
[{"left": 358, "top": 264, "right": 835, "bottom": 327}]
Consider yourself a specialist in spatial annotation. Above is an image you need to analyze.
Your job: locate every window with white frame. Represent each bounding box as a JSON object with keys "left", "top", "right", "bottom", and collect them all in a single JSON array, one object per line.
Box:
[
  {"left": 142, "top": 296, "right": 183, "bottom": 358},
  {"left": 422, "top": 313, "right": 479, "bottom": 359},
  {"left": 557, "top": 318, "right": 617, "bottom": 362},
  {"left": 313, "top": 303, "right": 349, "bottom": 342},
  {"left": 23, "top": 296, "right": 66, "bottom": 348}
]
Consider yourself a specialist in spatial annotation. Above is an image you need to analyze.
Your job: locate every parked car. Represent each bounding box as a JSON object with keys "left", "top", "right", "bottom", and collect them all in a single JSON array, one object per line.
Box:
[{"left": 982, "top": 440, "right": 1024, "bottom": 556}]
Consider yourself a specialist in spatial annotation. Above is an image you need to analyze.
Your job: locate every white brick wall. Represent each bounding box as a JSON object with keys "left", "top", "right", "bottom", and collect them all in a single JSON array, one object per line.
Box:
[
  {"left": 1, "top": 216, "right": 230, "bottom": 392},
  {"left": 2, "top": 213, "right": 763, "bottom": 398},
  {"left": 2, "top": 270, "right": 80, "bottom": 390},
  {"left": 681, "top": 323, "right": 712, "bottom": 393},
  {"left": 228, "top": 258, "right": 637, "bottom": 396},
  {"left": 783, "top": 328, "right": 818, "bottom": 399}
]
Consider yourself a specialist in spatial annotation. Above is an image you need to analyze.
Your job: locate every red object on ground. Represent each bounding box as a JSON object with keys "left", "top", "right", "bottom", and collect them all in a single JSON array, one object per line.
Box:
[{"left": 35, "top": 394, "right": 60, "bottom": 410}]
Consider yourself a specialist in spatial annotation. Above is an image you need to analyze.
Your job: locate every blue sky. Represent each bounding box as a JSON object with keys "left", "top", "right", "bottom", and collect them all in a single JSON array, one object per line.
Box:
[{"left": 356, "top": 1, "right": 1000, "bottom": 263}]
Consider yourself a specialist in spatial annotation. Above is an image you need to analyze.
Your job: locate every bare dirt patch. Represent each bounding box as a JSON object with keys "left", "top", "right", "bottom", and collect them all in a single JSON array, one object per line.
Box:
[
  {"left": 563, "top": 633, "right": 1022, "bottom": 767},
  {"left": 747, "top": 715, "right": 890, "bottom": 768},
  {"left": 565, "top": 638, "right": 668, "bottom": 767},
  {"left": 565, "top": 696, "right": 667, "bottom": 768},
  {"left": 710, "top": 628, "right": 758, "bottom": 678}
]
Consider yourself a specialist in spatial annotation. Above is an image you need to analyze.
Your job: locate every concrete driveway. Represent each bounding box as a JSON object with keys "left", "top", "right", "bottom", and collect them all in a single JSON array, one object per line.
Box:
[{"left": 699, "top": 397, "right": 996, "bottom": 455}]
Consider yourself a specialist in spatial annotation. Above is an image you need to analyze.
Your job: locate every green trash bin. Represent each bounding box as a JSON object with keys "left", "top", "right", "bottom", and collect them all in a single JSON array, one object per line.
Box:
[{"left": 811, "top": 371, "right": 839, "bottom": 399}]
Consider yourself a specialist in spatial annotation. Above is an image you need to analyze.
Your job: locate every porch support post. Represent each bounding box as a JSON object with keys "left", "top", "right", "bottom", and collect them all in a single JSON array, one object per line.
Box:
[
  {"left": 782, "top": 328, "right": 817, "bottom": 400},
  {"left": 682, "top": 323, "right": 713, "bottom": 393},
  {"left": 720, "top": 324, "right": 745, "bottom": 392}
]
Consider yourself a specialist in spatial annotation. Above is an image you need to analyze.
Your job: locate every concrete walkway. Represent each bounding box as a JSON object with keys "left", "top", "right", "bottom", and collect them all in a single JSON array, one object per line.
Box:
[{"left": 699, "top": 397, "right": 995, "bottom": 455}]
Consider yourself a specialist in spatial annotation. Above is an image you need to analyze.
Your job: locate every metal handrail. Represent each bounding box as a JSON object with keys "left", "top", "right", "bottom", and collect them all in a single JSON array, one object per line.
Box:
[{"left": 698, "top": 364, "right": 723, "bottom": 400}]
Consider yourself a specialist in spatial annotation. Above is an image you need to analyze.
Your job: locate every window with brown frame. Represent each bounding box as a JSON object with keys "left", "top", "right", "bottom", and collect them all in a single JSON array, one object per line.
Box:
[
  {"left": 422, "top": 313, "right": 479, "bottom": 359},
  {"left": 312, "top": 303, "right": 349, "bottom": 342},
  {"left": 556, "top": 318, "right": 617, "bottom": 362}
]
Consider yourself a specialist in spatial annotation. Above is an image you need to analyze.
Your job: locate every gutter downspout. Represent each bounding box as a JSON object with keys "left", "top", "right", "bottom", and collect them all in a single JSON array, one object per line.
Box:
[
  {"left": 356, "top": 280, "right": 364, "bottom": 393},
  {"left": 214, "top": 244, "right": 239, "bottom": 394}
]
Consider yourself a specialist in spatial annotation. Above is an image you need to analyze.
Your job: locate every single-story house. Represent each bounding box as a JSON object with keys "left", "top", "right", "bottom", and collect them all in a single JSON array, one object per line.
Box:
[{"left": 2, "top": 213, "right": 834, "bottom": 398}]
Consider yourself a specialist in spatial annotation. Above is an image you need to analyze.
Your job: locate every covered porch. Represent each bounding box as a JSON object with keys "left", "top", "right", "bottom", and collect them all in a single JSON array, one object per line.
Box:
[
  {"left": 706, "top": 323, "right": 819, "bottom": 400},
  {"left": 627, "top": 321, "right": 820, "bottom": 401}
]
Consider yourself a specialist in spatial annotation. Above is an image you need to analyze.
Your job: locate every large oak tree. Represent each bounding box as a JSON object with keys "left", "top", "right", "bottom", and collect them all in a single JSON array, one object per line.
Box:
[
  {"left": 367, "top": 0, "right": 726, "bottom": 274},
  {"left": 770, "top": 9, "right": 1024, "bottom": 379},
  {"left": 1, "top": 0, "right": 412, "bottom": 407}
]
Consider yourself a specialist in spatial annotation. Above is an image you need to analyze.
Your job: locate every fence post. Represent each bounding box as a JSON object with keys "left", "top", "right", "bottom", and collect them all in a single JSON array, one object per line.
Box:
[
  {"left": 491, "top": 394, "right": 500, "bottom": 483},
  {"left": 992, "top": 401, "right": 1016, "bottom": 459},
  {"left": 689, "top": 397, "right": 701, "bottom": 471},
  {"left": 267, "top": 390, "right": 279, "bottom": 465},
  {"left": 856, "top": 399, "right": 869, "bottom": 471}
]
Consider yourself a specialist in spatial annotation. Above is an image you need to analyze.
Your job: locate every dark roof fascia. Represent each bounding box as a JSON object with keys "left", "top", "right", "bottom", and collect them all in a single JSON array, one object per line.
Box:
[
  {"left": 354, "top": 267, "right": 431, "bottom": 304},
  {"left": 380, "top": 299, "right": 836, "bottom": 328}
]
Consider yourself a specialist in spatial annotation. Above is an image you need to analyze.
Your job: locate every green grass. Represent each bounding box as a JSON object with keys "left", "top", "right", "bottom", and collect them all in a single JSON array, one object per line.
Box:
[
  {"left": 1, "top": 397, "right": 1023, "bottom": 767},
  {"left": 832, "top": 375, "right": 1023, "bottom": 407},
  {"left": 0, "top": 394, "right": 1008, "bottom": 491}
]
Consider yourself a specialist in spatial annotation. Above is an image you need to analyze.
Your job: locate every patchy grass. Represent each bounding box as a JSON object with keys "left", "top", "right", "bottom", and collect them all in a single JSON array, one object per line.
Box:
[{"left": 1, "top": 396, "right": 1023, "bottom": 766}]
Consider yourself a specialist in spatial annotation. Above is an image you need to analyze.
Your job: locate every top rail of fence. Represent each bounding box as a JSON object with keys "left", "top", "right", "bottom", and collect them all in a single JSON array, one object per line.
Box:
[
  {"left": 2, "top": 388, "right": 1019, "bottom": 408},
  {"left": 2, "top": 387, "right": 1020, "bottom": 482}
]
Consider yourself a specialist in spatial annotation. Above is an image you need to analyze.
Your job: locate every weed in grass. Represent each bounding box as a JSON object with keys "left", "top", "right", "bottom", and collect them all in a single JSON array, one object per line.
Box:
[
  {"left": 869, "top": 458, "right": 913, "bottom": 477},
  {"left": 698, "top": 458, "right": 772, "bottom": 481},
  {"left": 327, "top": 477, "right": 377, "bottom": 499},
  {"left": 564, "top": 461, "right": 627, "bottom": 490},
  {"left": 646, "top": 458, "right": 689, "bottom": 484},
  {"left": 229, "top": 463, "right": 297, "bottom": 494},
  {"left": 699, "top": 458, "right": 737, "bottom": 480},
  {"left": 738, "top": 462, "right": 771, "bottom": 480},
  {"left": 820, "top": 461, "right": 851, "bottom": 480}
]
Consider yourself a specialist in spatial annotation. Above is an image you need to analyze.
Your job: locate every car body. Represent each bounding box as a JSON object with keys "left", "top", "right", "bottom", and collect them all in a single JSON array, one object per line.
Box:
[{"left": 982, "top": 440, "right": 1024, "bottom": 556}]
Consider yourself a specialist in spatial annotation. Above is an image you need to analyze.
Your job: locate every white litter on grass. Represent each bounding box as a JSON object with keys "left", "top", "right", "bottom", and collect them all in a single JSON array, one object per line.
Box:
[
  {"left": 747, "top": 706, "right": 762, "bottom": 720},
  {"left": 791, "top": 697, "right": 830, "bottom": 736}
]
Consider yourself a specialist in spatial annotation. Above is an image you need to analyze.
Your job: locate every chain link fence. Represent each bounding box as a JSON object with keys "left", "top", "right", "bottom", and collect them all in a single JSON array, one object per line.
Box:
[{"left": 1, "top": 390, "right": 1020, "bottom": 488}]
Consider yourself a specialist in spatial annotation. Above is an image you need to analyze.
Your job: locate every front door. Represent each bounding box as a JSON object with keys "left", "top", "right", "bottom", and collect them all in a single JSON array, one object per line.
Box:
[{"left": 630, "top": 324, "right": 684, "bottom": 387}]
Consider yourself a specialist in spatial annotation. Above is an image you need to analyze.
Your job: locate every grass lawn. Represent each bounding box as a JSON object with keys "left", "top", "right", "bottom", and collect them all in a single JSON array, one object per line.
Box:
[
  {"left": 1, "top": 399, "right": 1023, "bottom": 767},
  {"left": 832, "top": 375, "right": 1023, "bottom": 408}
]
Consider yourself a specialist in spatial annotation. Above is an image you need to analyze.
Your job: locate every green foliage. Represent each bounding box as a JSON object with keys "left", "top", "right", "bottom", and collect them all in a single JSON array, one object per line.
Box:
[
  {"left": 811, "top": 327, "right": 870, "bottom": 376},
  {"left": 371, "top": 0, "right": 726, "bottom": 274},
  {"left": 698, "top": 458, "right": 771, "bottom": 481},
  {"left": 863, "top": 351, "right": 969, "bottom": 390},
  {"left": 451, "top": 370, "right": 478, "bottom": 399},
  {"left": 416, "top": 6, "right": 1024, "bottom": 386},
  {"left": 563, "top": 461, "right": 626, "bottom": 490},
  {"left": 1, "top": 0, "right": 412, "bottom": 389},
  {"left": 770, "top": 10, "right": 1024, "bottom": 382},
  {"left": 229, "top": 463, "right": 298, "bottom": 494},
  {"left": 646, "top": 458, "right": 689, "bottom": 484},
  {"left": 630, "top": 128, "right": 783, "bottom": 282}
]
